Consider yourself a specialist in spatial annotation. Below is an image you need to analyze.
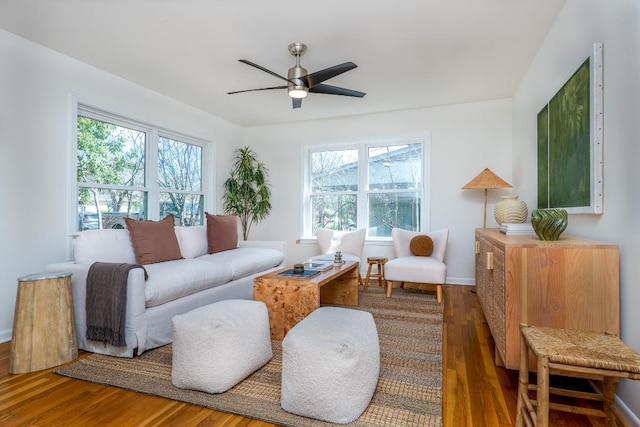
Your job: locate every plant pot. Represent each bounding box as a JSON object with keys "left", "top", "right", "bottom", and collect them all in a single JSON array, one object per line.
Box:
[
  {"left": 494, "top": 195, "right": 528, "bottom": 225},
  {"left": 531, "top": 208, "right": 568, "bottom": 241}
]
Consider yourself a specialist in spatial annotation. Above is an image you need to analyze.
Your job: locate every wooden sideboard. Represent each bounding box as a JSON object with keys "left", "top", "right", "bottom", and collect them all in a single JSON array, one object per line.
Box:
[{"left": 474, "top": 228, "right": 619, "bottom": 370}]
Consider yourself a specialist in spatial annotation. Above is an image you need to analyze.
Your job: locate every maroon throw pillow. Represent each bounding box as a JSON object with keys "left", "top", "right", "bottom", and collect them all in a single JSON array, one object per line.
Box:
[
  {"left": 124, "top": 214, "right": 182, "bottom": 264},
  {"left": 205, "top": 213, "right": 239, "bottom": 253}
]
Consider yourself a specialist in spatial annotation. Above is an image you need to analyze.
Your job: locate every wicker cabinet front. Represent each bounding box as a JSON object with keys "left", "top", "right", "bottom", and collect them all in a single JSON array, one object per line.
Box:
[{"left": 474, "top": 228, "right": 620, "bottom": 370}]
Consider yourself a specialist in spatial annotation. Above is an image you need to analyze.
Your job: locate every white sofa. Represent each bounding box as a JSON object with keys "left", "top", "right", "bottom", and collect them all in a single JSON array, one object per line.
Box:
[{"left": 45, "top": 226, "right": 286, "bottom": 358}]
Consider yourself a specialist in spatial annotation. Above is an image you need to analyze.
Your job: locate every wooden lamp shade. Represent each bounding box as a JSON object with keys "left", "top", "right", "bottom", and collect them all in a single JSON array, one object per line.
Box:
[{"left": 462, "top": 168, "right": 512, "bottom": 228}]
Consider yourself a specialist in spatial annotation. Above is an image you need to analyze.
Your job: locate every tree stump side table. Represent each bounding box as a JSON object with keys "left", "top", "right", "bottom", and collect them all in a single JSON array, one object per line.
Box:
[{"left": 9, "top": 271, "right": 77, "bottom": 374}]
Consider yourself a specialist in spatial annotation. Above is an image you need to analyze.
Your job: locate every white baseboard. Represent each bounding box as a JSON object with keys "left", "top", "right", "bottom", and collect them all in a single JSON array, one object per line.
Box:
[
  {"left": 445, "top": 276, "right": 475, "bottom": 286},
  {"left": 617, "top": 395, "right": 640, "bottom": 427},
  {"left": 0, "top": 329, "right": 12, "bottom": 344}
]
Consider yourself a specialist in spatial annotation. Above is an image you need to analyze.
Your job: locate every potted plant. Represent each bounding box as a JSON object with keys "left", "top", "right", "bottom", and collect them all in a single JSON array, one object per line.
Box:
[{"left": 223, "top": 146, "right": 272, "bottom": 240}]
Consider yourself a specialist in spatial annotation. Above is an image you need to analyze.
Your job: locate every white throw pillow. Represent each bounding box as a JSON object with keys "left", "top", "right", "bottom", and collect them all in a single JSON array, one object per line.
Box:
[
  {"left": 316, "top": 228, "right": 365, "bottom": 259},
  {"left": 175, "top": 226, "right": 208, "bottom": 259},
  {"left": 72, "top": 229, "right": 136, "bottom": 264}
]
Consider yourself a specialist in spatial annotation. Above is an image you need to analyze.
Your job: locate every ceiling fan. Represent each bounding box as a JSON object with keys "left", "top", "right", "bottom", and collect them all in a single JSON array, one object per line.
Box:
[{"left": 227, "top": 43, "right": 366, "bottom": 109}]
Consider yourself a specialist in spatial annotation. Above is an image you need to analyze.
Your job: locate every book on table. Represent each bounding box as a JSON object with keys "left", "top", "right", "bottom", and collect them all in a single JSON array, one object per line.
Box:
[
  {"left": 302, "top": 260, "right": 334, "bottom": 271},
  {"left": 277, "top": 269, "right": 321, "bottom": 279}
]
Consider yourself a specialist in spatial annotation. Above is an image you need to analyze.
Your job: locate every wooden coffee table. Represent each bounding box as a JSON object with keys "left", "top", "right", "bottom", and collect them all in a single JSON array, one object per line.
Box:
[{"left": 253, "top": 261, "right": 360, "bottom": 339}]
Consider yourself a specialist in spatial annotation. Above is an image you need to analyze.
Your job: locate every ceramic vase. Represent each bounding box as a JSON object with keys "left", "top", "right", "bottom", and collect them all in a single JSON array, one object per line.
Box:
[
  {"left": 531, "top": 208, "right": 568, "bottom": 241},
  {"left": 494, "top": 195, "right": 528, "bottom": 225}
]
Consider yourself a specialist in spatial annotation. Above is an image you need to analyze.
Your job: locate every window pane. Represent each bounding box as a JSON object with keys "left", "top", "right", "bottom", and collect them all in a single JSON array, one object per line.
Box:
[
  {"left": 77, "top": 116, "right": 145, "bottom": 187},
  {"left": 160, "top": 192, "right": 204, "bottom": 226},
  {"left": 368, "top": 143, "right": 422, "bottom": 190},
  {"left": 368, "top": 192, "right": 421, "bottom": 237},
  {"left": 311, "top": 149, "right": 358, "bottom": 192},
  {"left": 310, "top": 194, "right": 357, "bottom": 234},
  {"left": 77, "top": 188, "right": 146, "bottom": 231},
  {"left": 158, "top": 137, "right": 202, "bottom": 192}
]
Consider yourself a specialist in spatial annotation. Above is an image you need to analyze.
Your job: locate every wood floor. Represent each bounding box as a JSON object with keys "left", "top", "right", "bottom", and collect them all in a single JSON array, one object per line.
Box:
[{"left": 0, "top": 285, "right": 607, "bottom": 426}]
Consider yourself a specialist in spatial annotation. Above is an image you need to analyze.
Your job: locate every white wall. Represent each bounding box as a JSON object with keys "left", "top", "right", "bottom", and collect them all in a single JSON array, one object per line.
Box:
[
  {"left": 0, "top": 24, "right": 514, "bottom": 346},
  {"left": 242, "top": 99, "right": 513, "bottom": 283},
  {"left": 513, "top": 0, "right": 640, "bottom": 421},
  {"left": 0, "top": 29, "right": 243, "bottom": 341}
]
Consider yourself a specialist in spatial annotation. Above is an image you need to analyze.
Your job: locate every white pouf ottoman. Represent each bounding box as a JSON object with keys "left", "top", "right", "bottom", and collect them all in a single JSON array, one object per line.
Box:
[
  {"left": 171, "top": 299, "right": 272, "bottom": 394},
  {"left": 281, "top": 307, "right": 380, "bottom": 424}
]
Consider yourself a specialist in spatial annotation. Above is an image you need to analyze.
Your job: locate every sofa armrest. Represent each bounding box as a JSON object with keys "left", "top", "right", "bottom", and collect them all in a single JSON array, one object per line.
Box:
[
  {"left": 45, "top": 261, "right": 148, "bottom": 356},
  {"left": 238, "top": 240, "right": 287, "bottom": 266}
]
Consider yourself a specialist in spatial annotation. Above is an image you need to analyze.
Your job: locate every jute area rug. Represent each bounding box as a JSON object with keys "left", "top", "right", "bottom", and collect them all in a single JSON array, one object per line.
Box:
[{"left": 56, "top": 287, "right": 443, "bottom": 427}]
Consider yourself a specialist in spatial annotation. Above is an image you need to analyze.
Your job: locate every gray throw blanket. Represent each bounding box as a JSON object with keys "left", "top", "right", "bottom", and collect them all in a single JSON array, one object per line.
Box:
[{"left": 86, "top": 262, "right": 148, "bottom": 347}]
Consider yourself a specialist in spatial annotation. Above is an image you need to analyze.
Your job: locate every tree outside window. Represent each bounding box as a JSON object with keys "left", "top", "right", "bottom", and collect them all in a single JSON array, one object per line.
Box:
[{"left": 76, "top": 106, "right": 206, "bottom": 230}]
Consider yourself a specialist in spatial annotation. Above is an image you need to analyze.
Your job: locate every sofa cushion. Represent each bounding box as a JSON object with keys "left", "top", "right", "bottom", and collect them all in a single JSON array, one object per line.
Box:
[
  {"left": 196, "top": 247, "right": 284, "bottom": 280},
  {"left": 125, "top": 214, "right": 183, "bottom": 265},
  {"left": 175, "top": 226, "right": 208, "bottom": 259},
  {"left": 144, "top": 258, "right": 233, "bottom": 307},
  {"left": 72, "top": 229, "right": 137, "bottom": 264},
  {"left": 206, "top": 213, "right": 239, "bottom": 254}
]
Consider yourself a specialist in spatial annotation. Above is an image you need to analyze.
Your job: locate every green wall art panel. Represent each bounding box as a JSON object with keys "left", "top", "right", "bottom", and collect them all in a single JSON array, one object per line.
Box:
[{"left": 536, "top": 43, "right": 604, "bottom": 214}]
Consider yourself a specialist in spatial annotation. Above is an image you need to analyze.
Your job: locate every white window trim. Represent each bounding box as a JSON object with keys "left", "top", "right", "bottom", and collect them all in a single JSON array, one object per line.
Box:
[
  {"left": 70, "top": 99, "right": 215, "bottom": 237},
  {"left": 300, "top": 132, "right": 431, "bottom": 241}
]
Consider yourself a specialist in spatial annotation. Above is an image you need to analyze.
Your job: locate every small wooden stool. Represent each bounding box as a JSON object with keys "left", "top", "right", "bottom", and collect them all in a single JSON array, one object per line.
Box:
[
  {"left": 364, "top": 257, "right": 387, "bottom": 290},
  {"left": 10, "top": 272, "right": 77, "bottom": 374},
  {"left": 516, "top": 324, "right": 640, "bottom": 427}
]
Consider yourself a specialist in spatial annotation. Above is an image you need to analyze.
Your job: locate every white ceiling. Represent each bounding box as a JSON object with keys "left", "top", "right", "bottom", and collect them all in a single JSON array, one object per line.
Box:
[{"left": 0, "top": 0, "right": 565, "bottom": 127}]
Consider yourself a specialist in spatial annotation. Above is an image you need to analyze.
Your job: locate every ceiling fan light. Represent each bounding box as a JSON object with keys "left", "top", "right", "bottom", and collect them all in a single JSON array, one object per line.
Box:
[{"left": 288, "top": 88, "right": 308, "bottom": 99}]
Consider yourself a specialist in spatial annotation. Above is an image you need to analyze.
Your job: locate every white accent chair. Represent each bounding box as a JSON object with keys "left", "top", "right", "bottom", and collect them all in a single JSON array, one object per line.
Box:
[
  {"left": 384, "top": 228, "right": 449, "bottom": 303},
  {"left": 313, "top": 228, "right": 366, "bottom": 283},
  {"left": 314, "top": 227, "right": 366, "bottom": 263}
]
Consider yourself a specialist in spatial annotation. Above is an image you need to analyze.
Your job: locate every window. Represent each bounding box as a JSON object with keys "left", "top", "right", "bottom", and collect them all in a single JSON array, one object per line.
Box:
[
  {"left": 76, "top": 105, "right": 207, "bottom": 230},
  {"left": 303, "top": 135, "right": 428, "bottom": 238},
  {"left": 158, "top": 136, "right": 204, "bottom": 227}
]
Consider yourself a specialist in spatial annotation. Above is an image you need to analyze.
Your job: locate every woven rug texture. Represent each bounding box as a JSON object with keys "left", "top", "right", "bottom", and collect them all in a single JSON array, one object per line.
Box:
[{"left": 56, "top": 287, "right": 443, "bottom": 427}]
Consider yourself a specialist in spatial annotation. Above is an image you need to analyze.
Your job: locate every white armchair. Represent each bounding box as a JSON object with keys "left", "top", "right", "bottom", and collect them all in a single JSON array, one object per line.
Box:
[
  {"left": 313, "top": 227, "right": 366, "bottom": 263},
  {"left": 384, "top": 228, "right": 449, "bottom": 303}
]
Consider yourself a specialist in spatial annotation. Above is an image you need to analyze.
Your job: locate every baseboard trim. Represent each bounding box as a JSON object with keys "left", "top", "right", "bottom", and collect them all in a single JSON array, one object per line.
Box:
[
  {"left": 445, "top": 276, "right": 475, "bottom": 286},
  {"left": 0, "top": 329, "right": 12, "bottom": 344},
  {"left": 617, "top": 395, "right": 640, "bottom": 427}
]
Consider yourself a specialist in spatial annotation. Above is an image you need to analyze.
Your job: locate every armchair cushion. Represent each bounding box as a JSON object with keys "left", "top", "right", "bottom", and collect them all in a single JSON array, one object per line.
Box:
[
  {"left": 385, "top": 256, "right": 447, "bottom": 284},
  {"left": 316, "top": 228, "right": 366, "bottom": 259},
  {"left": 391, "top": 228, "right": 448, "bottom": 262}
]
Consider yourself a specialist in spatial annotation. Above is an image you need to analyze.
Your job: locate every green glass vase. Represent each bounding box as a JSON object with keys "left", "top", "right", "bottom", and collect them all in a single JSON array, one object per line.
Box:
[{"left": 531, "top": 209, "right": 568, "bottom": 241}]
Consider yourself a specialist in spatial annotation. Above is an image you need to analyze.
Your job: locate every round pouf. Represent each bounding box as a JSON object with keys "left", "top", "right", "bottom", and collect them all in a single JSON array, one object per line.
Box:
[
  {"left": 171, "top": 299, "right": 272, "bottom": 394},
  {"left": 281, "top": 307, "right": 380, "bottom": 424}
]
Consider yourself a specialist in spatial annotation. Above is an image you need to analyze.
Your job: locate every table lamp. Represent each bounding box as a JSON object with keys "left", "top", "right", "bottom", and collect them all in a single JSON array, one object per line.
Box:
[{"left": 462, "top": 168, "right": 512, "bottom": 228}]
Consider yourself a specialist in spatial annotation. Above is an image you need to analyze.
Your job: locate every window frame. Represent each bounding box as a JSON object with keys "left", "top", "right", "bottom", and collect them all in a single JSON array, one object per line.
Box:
[
  {"left": 301, "top": 133, "right": 430, "bottom": 240},
  {"left": 72, "top": 102, "right": 213, "bottom": 232}
]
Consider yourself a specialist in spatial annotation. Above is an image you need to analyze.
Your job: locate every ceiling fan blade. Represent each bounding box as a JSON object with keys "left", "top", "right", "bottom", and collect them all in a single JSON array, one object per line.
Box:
[
  {"left": 300, "top": 62, "right": 358, "bottom": 88},
  {"left": 292, "top": 98, "right": 302, "bottom": 109},
  {"left": 309, "top": 83, "right": 366, "bottom": 98},
  {"left": 238, "top": 59, "right": 290, "bottom": 83},
  {"left": 227, "top": 85, "right": 287, "bottom": 95}
]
